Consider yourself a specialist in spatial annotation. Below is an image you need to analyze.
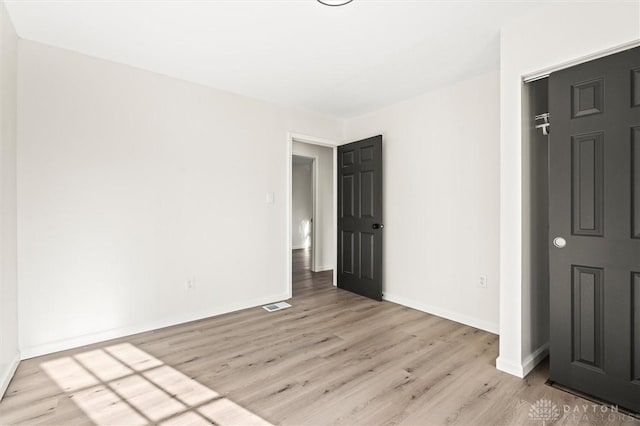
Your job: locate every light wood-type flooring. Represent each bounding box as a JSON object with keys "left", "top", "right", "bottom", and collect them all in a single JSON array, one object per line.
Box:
[{"left": 0, "top": 249, "right": 637, "bottom": 425}]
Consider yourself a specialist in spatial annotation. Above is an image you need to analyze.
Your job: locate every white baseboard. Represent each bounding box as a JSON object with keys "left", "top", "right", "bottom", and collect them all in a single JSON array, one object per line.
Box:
[
  {"left": 496, "top": 356, "right": 525, "bottom": 378},
  {"left": 522, "top": 342, "right": 549, "bottom": 376},
  {"left": 292, "top": 245, "right": 308, "bottom": 250},
  {"left": 20, "top": 292, "right": 289, "bottom": 360},
  {"left": 383, "top": 292, "right": 499, "bottom": 334},
  {"left": 496, "top": 342, "right": 549, "bottom": 379},
  {"left": 312, "top": 265, "right": 333, "bottom": 272},
  {"left": 0, "top": 351, "right": 20, "bottom": 400}
]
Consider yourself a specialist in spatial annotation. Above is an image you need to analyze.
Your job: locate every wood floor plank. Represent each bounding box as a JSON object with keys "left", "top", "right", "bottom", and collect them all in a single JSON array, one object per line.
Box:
[{"left": 0, "top": 249, "right": 633, "bottom": 425}]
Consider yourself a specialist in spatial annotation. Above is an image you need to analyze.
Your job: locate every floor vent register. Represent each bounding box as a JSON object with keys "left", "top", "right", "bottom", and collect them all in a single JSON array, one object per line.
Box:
[{"left": 262, "top": 301, "right": 292, "bottom": 312}]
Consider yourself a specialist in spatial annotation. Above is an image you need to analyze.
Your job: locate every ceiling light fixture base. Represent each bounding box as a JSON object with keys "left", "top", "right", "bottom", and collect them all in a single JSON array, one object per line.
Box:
[{"left": 317, "top": 0, "right": 354, "bottom": 6}]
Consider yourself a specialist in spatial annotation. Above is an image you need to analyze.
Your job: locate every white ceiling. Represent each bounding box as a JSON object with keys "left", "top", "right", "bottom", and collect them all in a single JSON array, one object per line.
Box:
[{"left": 5, "top": 0, "right": 556, "bottom": 118}]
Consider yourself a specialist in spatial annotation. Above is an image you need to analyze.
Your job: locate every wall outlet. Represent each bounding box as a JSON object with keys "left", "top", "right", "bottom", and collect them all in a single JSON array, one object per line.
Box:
[
  {"left": 478, "top": 275, "right": 487, "bottom": 289},
  {"left": 186, "top": 278, "right": 195, "bottom": 291}
]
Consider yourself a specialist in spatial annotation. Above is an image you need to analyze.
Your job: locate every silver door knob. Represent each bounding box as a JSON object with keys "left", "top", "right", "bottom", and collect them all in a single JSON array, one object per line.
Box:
[{"left": 553, "top": 237, "right": 567, "bottom": 248}]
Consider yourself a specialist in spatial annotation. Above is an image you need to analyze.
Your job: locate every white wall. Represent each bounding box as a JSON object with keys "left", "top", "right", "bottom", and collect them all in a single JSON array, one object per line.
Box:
[
  {"left": 292, "top": 141, "right": 334, "bottom": 272},
  {"left": 498, "top": 1, "right": 640, "bottom": 378},
  {"left": 17, "top": 40, "right": 343, "bottom": 358},
  {"left": 0, "top": 0, "right": 19, "bottom": 399},
  {"left": 292, "top": 159, "right": 312, "bottom": 250},
  {"left": 344, "top": 70, "right": 500, "bottom": 333}
]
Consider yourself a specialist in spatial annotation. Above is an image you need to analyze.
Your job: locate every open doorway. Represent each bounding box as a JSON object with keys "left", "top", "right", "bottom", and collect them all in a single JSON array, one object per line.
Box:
[
  {"left": 287, "top": 135, "right": 338, "bottom": 297},
  {"left": 292, "top": 154, "right": 314, "bottom": 269},
  {"left": 292, "top": 155, "right": 314, "bottom": 253}
]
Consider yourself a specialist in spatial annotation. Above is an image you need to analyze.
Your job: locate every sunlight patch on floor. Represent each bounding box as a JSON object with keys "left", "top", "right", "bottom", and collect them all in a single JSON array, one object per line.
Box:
[
  {"left": 41, "top": 357, "right": 99, "bottom": 392},
  {"left": 75, "top": 349, "right": 134, "bottom": 381},
  {"left": 41, "top": 342, "right": 272, "bottom": 426},
  {"left": 109, "top": 374, "right": 187, "bottom": 421},
  {"left": 72, "top": 385, "right": 147, "bottom": 426}
]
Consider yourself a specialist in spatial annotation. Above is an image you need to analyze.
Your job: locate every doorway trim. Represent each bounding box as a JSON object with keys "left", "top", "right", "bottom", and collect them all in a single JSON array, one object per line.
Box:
[
  {"left": 286, "top": 132, "right": 340, "bottom": 299},
  {"left": 522, "top": 39, "right": 640, "bottom": 83}
]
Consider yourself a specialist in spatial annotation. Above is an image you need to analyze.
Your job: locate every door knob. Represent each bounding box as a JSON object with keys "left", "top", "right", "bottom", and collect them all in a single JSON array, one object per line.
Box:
[
  {"left": 372, "top": 223, "right": 384, "bottom": 229},
  {"left": 553, "top": 237, "right": 566, "bottom": 248}
]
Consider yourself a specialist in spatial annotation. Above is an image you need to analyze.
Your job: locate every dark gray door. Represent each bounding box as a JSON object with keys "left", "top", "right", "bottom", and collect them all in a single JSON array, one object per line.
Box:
[
  {"left": 337, "top": 136, "right": 383, "bottom": 301},
  {"left": 549, "top": 46, "right": 640, "bottom": 412}
]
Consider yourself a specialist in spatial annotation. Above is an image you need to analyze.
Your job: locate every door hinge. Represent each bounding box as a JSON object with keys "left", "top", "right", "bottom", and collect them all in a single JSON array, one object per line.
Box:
[{"left": 535, "top": 113, "right": 550, "bottom": 136}]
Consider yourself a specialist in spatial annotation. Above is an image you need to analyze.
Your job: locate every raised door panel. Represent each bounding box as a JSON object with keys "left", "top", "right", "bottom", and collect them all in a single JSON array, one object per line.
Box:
[
  {"left": 341, "top": 150, "right": 355, "bottom": 167},
  {"left": 341, "top": 231, "right": 354, "bottom": 275},
  {"left": 633, "top": 127, "right": 640, "bottom": 238},
  {"left": 341, "top": 174, "right": 355, "bottom": 219},
  {"left": 359, "top": 170, "right": 374, "bottom": 219},
  {"left": 572, "top": 78, "right": 604, "bottom": 118},
  {"left": 572, "top": 132, "right": 604, "bottom": 236},
  {"left": 572, "top": 266, "right": 604, "bottom": 370},
  {"left": 360, "top": 145, "right": 374, "bottom": 162},
  {"left": 359, "top": 232, "right": 374, "bottom": 280},
  {"left": 632, "top": 68, "right": 640, "bottom": 107},
  {"left": 634, "top": 272, "right": 640, "bottom": 382}
]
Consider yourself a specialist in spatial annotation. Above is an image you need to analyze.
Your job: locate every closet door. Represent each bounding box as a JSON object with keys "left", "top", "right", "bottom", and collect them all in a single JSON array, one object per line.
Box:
[{"left": 549, "top": 46, "right": 640, "bottom": 412}]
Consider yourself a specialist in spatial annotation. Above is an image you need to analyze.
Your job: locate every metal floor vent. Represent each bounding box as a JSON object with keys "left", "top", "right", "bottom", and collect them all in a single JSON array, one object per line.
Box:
[{"left": 262, "top": 301, "right": 291, "bottom": 312}]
